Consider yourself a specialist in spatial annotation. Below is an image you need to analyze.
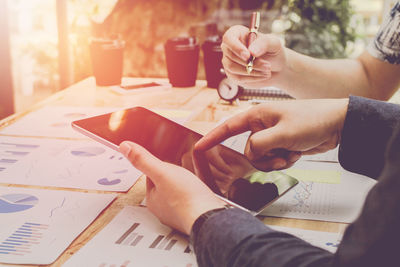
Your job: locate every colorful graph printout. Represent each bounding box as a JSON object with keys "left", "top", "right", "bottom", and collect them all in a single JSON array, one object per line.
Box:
[
  {"left": 64, "top": 206, "right": 197, "bottom": 267},
  {"left": 0, "top": 187, "right": 116, "bottom": 265},
  {"left": 0, "top": 136, "right": 142, "bottom": 192},
  {"left": 0, "top": 106, "right": 119, "bottom": 138}
]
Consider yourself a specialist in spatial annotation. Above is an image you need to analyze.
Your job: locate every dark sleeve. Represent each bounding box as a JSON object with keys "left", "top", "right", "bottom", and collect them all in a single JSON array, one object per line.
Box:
[
  {"left": 191, "top": 208, "right": 334, "bottom": 267},
  {"left": 333, "top": 123, "right": 400, "bottom": 267},
  {"left": 339, "top": 95, "right": 400, "bottom": 179}
]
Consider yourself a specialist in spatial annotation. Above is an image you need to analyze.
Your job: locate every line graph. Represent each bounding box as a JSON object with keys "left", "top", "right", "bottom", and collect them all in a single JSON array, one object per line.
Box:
[{"left": 292, "top": 182, "right": 314, "bottom": 208}]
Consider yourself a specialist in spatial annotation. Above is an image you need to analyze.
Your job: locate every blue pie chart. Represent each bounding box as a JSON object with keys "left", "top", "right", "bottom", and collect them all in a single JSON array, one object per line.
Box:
[
  {"left": 98, "top": 178, "right": 121, "bottom": 186},
  {"left": 71, "top": 147, "right": 106, "bottom": 157},
  {"left": 0, "top": 194, "right": 39, "bottom": 213}
]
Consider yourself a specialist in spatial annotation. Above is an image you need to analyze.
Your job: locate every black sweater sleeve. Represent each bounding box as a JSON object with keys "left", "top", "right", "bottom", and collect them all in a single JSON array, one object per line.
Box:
[
  {"left": 339, "top": 96, "right": 400, "bottom": 179},
  {"left": 192, "top": 208, "right": 334, "bottom": 267}
]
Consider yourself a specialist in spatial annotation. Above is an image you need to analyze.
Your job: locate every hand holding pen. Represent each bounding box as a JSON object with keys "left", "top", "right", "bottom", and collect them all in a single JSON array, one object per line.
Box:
[{"left": 220, "top": 16, "right": 286, "bottom": 88}]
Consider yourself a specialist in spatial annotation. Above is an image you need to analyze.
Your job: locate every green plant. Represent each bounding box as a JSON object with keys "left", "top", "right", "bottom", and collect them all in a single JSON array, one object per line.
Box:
[{"left": 284, "top": 0, "right": 356, "bottom": 58}]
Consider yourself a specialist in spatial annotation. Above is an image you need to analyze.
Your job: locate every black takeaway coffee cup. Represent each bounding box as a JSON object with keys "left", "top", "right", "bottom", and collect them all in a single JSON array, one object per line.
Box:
[
  {"left": 90, "top": 38, "right": 125, "bottom": 86},
  {"left": 164, "top": 37, "right": 200, "bottom": 87},
  {"left": 202, "top": 36, "right": 225, "bottom": 89}
]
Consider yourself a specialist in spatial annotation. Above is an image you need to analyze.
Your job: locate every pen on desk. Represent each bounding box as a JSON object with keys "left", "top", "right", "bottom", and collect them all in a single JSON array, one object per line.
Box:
[{"left": 246, "top": 12, "right": 261, "bottom": 74}]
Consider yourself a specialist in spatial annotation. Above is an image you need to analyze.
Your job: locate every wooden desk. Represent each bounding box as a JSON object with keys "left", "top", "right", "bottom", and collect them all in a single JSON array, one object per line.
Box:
[{"left": 0, "top": 77, "right": 347, "bottom": 267}]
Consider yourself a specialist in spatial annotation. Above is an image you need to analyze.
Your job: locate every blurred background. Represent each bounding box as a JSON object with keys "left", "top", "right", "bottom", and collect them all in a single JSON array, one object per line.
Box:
[{"left": 0, "top": 0, "right": 398, "bottom": 119}]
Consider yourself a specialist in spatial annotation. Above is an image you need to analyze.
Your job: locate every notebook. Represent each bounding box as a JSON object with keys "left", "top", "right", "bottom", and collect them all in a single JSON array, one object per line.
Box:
[{"left": 239, "top": 86, "right": 293, "bottom": 101}]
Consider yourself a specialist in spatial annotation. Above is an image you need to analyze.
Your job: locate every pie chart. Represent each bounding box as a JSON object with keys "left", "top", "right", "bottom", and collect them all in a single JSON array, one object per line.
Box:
[
  {"left": 98, "top": 178, "right": 121, "bottom": 186},
  {"left": 0, "top": 194, "right": 39, "bottom": 213},
  {"left": 71, "top": 147, "right": 106, "bottom": 157}
]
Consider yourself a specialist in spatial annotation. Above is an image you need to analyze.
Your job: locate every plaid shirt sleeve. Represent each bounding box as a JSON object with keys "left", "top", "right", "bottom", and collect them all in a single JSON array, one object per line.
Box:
[{"left": 367, "top": 2, "right": 400, "bottom": 64}]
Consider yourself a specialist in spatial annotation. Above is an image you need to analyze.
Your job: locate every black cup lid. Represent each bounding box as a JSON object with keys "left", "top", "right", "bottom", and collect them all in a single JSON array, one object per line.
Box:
[
  {"left": 165, "top": 37, "right": 199, "bottom": 50},
  {"left": 202, "top": 36, "right": 222, "bottom": 51}
]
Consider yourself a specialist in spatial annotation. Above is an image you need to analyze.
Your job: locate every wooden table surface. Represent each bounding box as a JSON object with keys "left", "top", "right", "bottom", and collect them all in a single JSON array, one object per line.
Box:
[{"left": 0, "top": 77, "right": 348, "bottom": 267}]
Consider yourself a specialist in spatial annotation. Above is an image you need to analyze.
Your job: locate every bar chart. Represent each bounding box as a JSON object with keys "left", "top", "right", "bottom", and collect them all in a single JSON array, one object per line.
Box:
[
  {"left": 115, "top": 223, "right": 143, "bottom": 247},
  {"left": 149, "top": 230, "right": 177, "bottom": 251},
  {"left": 0, "top": 222, "right": 48, "bottom": 256},
  {"left": 114, "top": 222, "right": 192, "bottom": 254},
  {"left": 63, "top": 206, "right": 197, "bottom": 267}
]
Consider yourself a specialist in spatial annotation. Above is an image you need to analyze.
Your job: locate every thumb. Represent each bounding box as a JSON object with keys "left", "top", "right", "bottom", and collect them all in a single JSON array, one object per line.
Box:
[
  {"left": 245, "top": 125, "right": 289, "bottom": 161},
  {"left": 248, "top": 34, "right": 282, "bottom": 58},
  {"left": 119, "top": 141, "right": 164, "bottom": 183}
]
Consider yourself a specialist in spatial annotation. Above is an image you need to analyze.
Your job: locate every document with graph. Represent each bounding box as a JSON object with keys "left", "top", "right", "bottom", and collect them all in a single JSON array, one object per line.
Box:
[
  {"left": 0, "top": 136, "right": 142, "bottom": 191},
  {"left": 0, "top": 106, "right": 118, "bottom": 138},
  {"left": 261, "top": 166, "right": 376, "bottom": 223},
  {"left": 64, "top": 206, "right": 197, "bottom": 267},
  {"left": 0, "top": 187, "right": 116, "bottom": 265}
]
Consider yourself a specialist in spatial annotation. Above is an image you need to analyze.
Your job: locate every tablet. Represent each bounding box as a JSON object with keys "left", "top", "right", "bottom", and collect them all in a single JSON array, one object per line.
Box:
[{"left": 72, "top": 107, "right": 298, "bottom": 215}]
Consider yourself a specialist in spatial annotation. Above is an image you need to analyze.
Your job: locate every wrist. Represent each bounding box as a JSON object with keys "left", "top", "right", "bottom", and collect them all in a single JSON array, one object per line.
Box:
[
  {"left": 335, "top": 98, "right": 350, "bottom": 144},
  {"left": 184, "top": 199, "right": 226, "bottom": 235},
  {"left": 189, "top": 204, "right": 234, "bottom": 245}
]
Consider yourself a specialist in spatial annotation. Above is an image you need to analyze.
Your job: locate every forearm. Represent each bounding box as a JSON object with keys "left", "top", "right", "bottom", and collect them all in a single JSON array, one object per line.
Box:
[{"left": 275, "top": 49, "right": 369, "bottom": 99}]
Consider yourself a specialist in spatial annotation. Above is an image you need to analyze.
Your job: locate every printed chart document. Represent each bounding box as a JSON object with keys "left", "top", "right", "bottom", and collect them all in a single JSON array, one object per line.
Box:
[
  {"left": 270, "top": 226, "right": 343, "bottom": 253},
  {"left": 0, "top": 106, "right": 195, "bottom": 139},
  {"left": 0, "top": 136, "right": 142, "bottom": 191},
  {"left": 64, "top": 206, "right": 197, "bottom": 267},
  {"left": 0, "top": 106, "right": 118, "bottom": 138},
  {"left": 0, "top": 187, "right": 116, "bottom": 265},
  {"left": 261, "top": 167, "right": 376, "bottom": 223}
]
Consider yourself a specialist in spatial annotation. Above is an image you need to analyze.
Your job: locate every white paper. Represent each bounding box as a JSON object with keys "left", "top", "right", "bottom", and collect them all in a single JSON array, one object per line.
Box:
[
  {"left": 0, "top": 187, "right": 116, "bottom": 265},
  {"left": 222, "top": 131, "right": 251, "bottom": 154},
  {"left": 261, "top": 169, "right": 376, "bottom": 223},
  {"left": 0, "top": 106, "right": 194, "bottom": 139},
  {"left": 0, "top": 106, "right": 119, "bottom": 138},
  {"left": 63, "top": 206, "right": 197, "bottom": 267},
  {"left": 0, "top": 136, "right": 142, "bottom": 192},
  {"left": 269, "top": 226, "right": 342, "bottom": 253},
  {"left": 301, "top": 148, "right": 339, "bottom": 163}
]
